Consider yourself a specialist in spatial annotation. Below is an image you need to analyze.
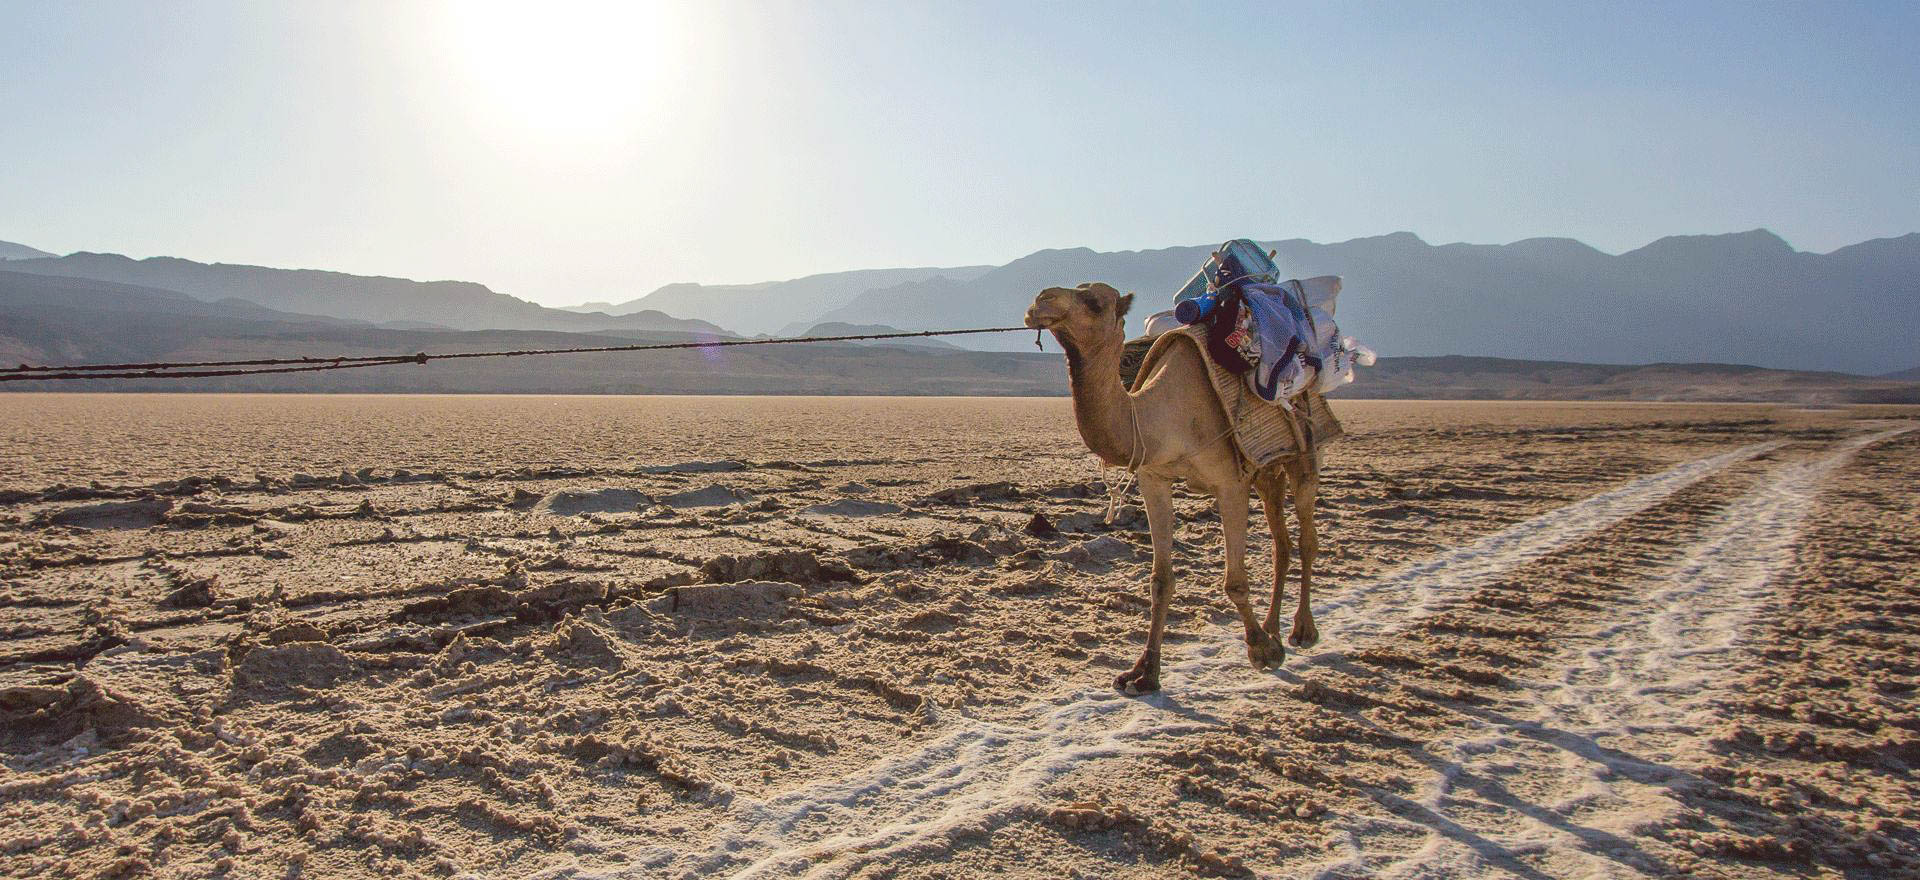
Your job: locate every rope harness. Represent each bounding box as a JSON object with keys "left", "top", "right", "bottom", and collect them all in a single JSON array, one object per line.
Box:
[
  {"left": 1096, "top": 393, "right": 1242, "bottom": 524},
  {"left": 1101, "top": 398, "right": 1144, "bottom": 524}
]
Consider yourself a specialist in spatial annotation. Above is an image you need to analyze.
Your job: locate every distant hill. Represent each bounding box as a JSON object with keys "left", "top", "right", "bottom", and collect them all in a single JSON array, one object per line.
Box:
[
  {"left": 0, "top": 252, "right": 730, "bottom": 336},
  {"left": 1343, "top": 355, "right": 1920, "bottom": 404},
  {"left": 0, "top": 240, "right": 55, "bottom": 261},
  {"left": 0, "top": 270, "right": 368, "bottom": 367},
  {"left": 802, "top": 230, "right": 1920, "bottom": 376},
  {"left": 1882, "top": 365, "right": 1920, "bottom": 381},
  {"left": 586, "top": 266, "right": 994, "bottom": 336},
  {"left": 793, "top": 322, "right": 962, "bottom": 350},
  {"left": 814, "top": 247, "right": 1203, "bottom": 346}
]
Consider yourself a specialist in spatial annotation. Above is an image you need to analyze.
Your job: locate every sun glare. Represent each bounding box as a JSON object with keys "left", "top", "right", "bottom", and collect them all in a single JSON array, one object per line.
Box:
[{"left": 440, "top": 0, "right": 680, "bottom": 139}]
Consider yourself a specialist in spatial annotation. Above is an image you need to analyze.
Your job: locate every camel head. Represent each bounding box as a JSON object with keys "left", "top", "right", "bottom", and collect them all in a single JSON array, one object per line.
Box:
[{"left": 1024, "top": 282, "right": 1135, "bottom": 351}]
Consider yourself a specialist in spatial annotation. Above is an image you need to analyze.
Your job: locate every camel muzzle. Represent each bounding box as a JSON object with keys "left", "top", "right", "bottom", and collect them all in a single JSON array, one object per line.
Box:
[{"left": 1024, "top": 297, "right": 1068, "bottom": 329}]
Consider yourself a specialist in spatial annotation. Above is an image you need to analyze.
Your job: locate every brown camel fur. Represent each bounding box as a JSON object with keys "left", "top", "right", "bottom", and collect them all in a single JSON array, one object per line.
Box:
[{"left": 1025, "top": 282, "right": 1321, "bottom": 695}]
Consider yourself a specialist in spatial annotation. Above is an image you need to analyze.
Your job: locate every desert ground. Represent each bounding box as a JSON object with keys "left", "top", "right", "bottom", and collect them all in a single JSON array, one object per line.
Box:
[{"left": 2, "top": 394, "right": 1916, "bottom": 880}]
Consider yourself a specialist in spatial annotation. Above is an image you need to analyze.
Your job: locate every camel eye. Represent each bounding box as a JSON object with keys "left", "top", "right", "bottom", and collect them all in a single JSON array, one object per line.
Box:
[{"left": 1078, "top": 292, "right": 1103, "bottom": 313}]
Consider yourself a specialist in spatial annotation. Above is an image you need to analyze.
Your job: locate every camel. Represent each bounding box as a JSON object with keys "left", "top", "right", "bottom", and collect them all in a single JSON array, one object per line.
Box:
[{"left": 1024, "top": 282, "right": 1321, "bottom": 695}]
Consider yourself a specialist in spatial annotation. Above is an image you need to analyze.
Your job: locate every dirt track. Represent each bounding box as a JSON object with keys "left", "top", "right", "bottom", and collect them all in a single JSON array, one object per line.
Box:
[{"left": 2, "top": 395, "right": 1916, "bottom": 879}]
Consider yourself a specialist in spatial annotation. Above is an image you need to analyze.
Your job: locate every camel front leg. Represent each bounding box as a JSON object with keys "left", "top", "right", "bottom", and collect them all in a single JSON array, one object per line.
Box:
[
  {"left": 1221, "top": 483, "right": 1285, "bottom": 668},
  {"left": 1117, "top": 474, "right": 1176, "bottom": 695},
  {"left": 1254, "top": 469, "right": 1292, "bottom": 639},
  {"left": 1290, "top": 463, "right": 1321, "bottom": 649}
]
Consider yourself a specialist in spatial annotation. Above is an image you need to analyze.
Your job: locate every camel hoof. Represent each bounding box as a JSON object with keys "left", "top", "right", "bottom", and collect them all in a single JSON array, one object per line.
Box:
[
  {"left": 1246, "top": 634, "right": 1286, "bottom": 669},
  {"left": 1290, "top": 622, "right": 1320, "bottom": 650},
  {"left": 1114, "top": 668, "right": 1160, "bottom": 696}
]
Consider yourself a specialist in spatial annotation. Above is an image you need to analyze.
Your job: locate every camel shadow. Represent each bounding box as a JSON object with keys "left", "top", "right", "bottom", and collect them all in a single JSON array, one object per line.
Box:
[
  {"left": 1089, "top": 641, "right": 1811, "bottom": 878},
  {"left": 1435, "top": 698, "right": 1825, "bottom": 876},
  {"left": 1134, "top": 689, "right": 1236, "bottom": 730},
  {"left": 1259, "top": 654, "right": 1700, "bottom": 878}
]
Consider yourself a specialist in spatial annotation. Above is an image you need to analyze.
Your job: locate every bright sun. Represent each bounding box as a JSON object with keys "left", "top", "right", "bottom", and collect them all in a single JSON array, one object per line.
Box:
[{"left": 441, "top": 0, "right": 680, "bottom": 138}]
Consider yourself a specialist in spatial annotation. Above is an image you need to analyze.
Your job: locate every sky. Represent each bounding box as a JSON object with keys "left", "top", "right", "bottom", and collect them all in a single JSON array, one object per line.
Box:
[{"left": 2, "top": 0, "right": 1917, "bottom": 307}]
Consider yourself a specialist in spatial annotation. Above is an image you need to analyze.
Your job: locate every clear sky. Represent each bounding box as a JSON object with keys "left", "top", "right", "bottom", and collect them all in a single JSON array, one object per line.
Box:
[{"left": 3, "top": 0, "right": 1916, "bottom": 306}]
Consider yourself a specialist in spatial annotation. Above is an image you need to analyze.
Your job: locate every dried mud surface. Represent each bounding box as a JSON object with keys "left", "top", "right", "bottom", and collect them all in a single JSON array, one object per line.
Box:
[{"left": 2, "top": 394, "right": 1916, "bottom": 880}]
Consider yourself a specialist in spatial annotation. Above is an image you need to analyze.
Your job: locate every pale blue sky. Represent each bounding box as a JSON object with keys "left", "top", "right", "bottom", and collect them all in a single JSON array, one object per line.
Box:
[{"left": 3, "top": 0, "right": 1916, "bottom": 306}]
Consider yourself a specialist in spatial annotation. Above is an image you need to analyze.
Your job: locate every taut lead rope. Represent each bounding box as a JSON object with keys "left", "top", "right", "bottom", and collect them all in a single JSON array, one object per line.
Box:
[{"left": 1, "top": 326, "right": 1033, "bottom": 382}]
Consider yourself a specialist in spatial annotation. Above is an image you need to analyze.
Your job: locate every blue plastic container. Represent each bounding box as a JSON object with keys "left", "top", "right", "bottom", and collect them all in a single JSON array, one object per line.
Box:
[
  {"left": 1174, "top": 290, "right": 1219, "bottom": 324},
  {"left": 1171, "top": 239, "right": 1281, "bottom": 324}
]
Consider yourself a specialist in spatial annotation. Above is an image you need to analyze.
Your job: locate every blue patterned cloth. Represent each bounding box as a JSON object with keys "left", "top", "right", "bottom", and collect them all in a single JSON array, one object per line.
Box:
[{"left": 1238, "top": 283, "right": 1314, "bottom": 402}]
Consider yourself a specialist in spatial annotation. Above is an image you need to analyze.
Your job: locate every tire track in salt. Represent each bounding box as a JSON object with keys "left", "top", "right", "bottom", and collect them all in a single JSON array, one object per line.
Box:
[
  {"left": 538, "top": 441, "right": 1777, "bottom": 880},
  {"left": 1311, "top": 442, "right": 1783, "bottom": 646},
  {"left": 1322, "top": 427, "right": 1911, "bottom": 880}
]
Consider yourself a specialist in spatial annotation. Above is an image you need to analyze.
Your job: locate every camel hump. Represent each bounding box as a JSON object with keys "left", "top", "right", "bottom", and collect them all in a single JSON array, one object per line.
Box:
[
  {"left": 1123, "top": 326, "right": 1207, "bottom": 393},
  {"left": 1123, "top": 326, "right": 1343, "bottom": 468}
]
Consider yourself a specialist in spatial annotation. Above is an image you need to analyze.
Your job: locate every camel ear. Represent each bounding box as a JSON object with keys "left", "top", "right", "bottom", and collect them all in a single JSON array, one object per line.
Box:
[{"left": 1115, "top": 292, "right": 1134, "bottom": 319}]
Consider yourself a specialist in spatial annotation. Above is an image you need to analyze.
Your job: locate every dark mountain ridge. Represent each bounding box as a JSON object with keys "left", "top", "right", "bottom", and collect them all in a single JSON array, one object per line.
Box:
[
  {"left": 810, "top": 229, "right": 1919, "bottom": 375},
  {"left": 1, "top": 270, "right": 375, "bottom": 368},
  {"left": 0, "top": 252, "right": 728, "bottom": 336}
]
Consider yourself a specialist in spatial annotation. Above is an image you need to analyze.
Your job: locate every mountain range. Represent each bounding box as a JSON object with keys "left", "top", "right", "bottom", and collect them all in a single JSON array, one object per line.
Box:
[
  {"left": 0, "top": 270, "right": 1060, "bottom": 395},
  {"left": 5, "top": 266, "right": 1914, "bottom": 402},
  {"left": 1, "top": 270, "right": 368, "bottom": 367},
  {"left": 799, "top": 230, "right": 1920, "bottom": 376},
  {"left": 2, "top": 229, "right": 1916, "bottom": 384},
  {"left": 6, "top": 268, "right": 1911, "bottom": 402},
  {"left": 0, "top": 251, "right": 726, "bottom": 336}
]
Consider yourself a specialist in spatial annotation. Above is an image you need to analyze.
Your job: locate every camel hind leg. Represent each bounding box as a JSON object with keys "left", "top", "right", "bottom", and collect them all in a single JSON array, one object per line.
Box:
[
  {"left": 1254, "top": 468, "right": 1292, "bottom": 640},
  {"left": 1287, "top": 457, "right": 1321, "bottom": 649},
  {"left": 1220, "top": 481, "right": 1284, "bottom": 669}
]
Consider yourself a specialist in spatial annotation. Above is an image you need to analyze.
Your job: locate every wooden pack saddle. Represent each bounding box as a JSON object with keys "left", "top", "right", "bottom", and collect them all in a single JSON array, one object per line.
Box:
[{"left": 1118, "top": 325, "right": 1343, "bottom": 470}]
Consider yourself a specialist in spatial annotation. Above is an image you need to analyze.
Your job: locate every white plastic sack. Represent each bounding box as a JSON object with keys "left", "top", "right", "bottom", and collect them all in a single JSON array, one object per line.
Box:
[{"left": 1142, "top": 309, "right": 1181, "bottom": 339}]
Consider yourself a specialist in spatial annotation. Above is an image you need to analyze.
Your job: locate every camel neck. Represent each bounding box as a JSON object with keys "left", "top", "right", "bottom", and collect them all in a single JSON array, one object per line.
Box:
[{"left": 1056, "top": 330, "right": 1137, "bottom": 467}]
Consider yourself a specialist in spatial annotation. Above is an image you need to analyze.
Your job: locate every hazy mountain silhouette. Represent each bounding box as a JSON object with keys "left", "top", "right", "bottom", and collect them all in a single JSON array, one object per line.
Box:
[
  {"left": 806, "top": 230, "right": 1919, "bottom": 375},
  {"left": 577, "top": 266, "right": 995, "bottom": 336},
  {"left": 0, "top": 270, "right": 1059, "bottom": 395},
  {"left": 0, "top": 252, "right": 730, "bottom": 336},
  {"left": 0, "top": 240, "right": 55, "bottom": 261},
  {"left": 1, "top": 270, "right": 368, "bottom": 366},
  {"left": 6, "top": 269, "right": 1911, "bottom": 402},
  {"left": 8, "top": 229, "right": 1915, "bottom": 376}
]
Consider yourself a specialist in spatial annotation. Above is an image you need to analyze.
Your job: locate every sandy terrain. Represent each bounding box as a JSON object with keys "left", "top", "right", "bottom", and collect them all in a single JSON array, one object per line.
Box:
[{"left": 2, "top": 394, "right": 1916, "bottom": 879}]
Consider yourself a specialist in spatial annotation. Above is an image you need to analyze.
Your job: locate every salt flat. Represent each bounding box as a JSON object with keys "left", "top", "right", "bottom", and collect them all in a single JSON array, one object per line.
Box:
[{"left": 2, "top": 395, "right": 1915, "bottom": 879}]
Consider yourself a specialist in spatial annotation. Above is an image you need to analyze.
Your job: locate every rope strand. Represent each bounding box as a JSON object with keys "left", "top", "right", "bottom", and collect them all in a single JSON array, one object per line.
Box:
[{"left": 0, "top": 326, "right": 1031, "bottom": 383}]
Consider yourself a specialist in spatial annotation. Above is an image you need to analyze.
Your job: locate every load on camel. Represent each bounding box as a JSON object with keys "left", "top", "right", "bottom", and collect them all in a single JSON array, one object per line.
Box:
[{"left": 1023, "top": 240, "right": 1374, "bottom": 695}]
